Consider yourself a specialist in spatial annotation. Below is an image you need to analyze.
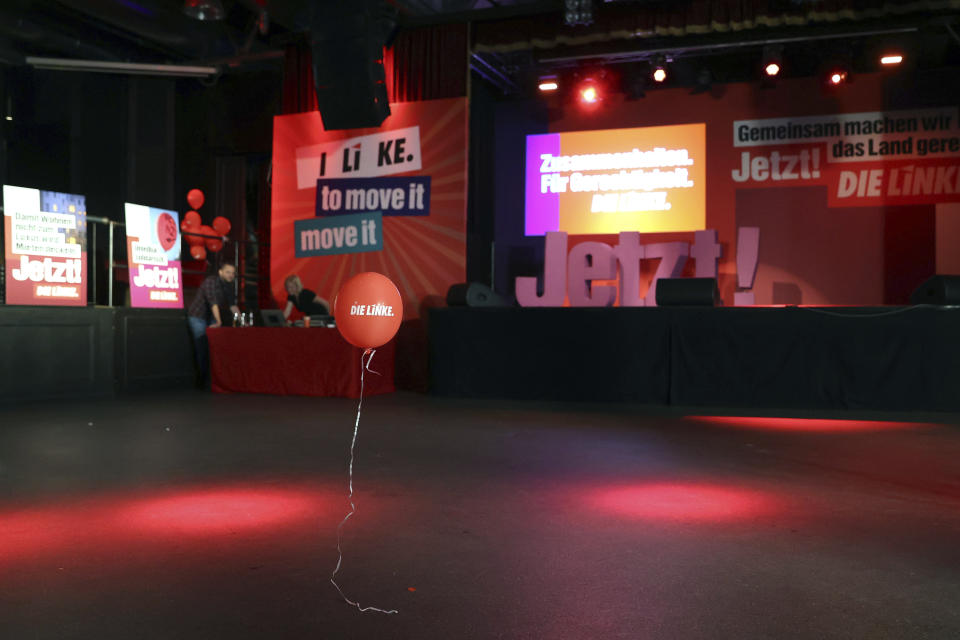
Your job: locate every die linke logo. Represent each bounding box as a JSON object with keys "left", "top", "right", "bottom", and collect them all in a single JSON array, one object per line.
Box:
[
  {"left": 11, "top": 255, "right": 82, "bottom": 283},
  {"left": 132, "top": 264, "right": 180, "bottom": 289},
  {"left": 350, "top": 303, "right": 396, "bottom": 317},
  {"left": 295, "top": 126, "right": 423, "bottom": 189}
]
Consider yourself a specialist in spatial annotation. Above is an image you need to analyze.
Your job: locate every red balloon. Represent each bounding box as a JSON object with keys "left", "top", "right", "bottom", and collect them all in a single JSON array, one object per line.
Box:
[
  {"left": 187, "top": 189, "right": 205, "bottom": 210},
  {"left": 182, "top": 210, "right": 201, "bottom": 229},
  {"left": 185, "top": 229, "right": 205, "bottom": 246},
  {"left": 189, "top": 244, "right": 207, "bottom": 261},
  {"left": 334, "top": 272, "right": 403, "bottom": 349},
  {"left": 157, "top": 212, "right": 178, "bottom": 251},
  {"left": 197, "top": 225, "right": 221, "bottom": 252},
  {"left": 212, "top": 216, "right": 231, "bottom": 236}
]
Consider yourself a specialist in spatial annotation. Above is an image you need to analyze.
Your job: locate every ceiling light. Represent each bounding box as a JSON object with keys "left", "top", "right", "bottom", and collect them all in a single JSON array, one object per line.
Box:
[
  {"left": 26, "top": 57, "right": 218, "bottom": 78},
  {"left": 538, "top": 76, "right": 559, "bottom": 92}
]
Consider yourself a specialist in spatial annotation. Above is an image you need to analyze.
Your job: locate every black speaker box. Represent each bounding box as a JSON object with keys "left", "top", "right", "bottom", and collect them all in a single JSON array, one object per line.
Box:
[
  {"left": 655, "top": 277, "right": 719, "bottom": 307},
  {"left": 910, "top": 275, "right": 960, "bottom": 305},
  {"left": 310, "top": 1, "right": 394, "bottom": 130},
  {"left": 446, "top": 283, "right": 506, "bottom": 307}
]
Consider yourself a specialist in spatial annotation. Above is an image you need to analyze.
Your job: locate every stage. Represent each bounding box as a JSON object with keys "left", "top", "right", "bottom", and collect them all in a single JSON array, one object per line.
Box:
[
  {"left": 429, "top": 306, "right": 960, "bottom": 411},
  {"left": 0, "top": 391, "right": 958, "bottom": 639}
]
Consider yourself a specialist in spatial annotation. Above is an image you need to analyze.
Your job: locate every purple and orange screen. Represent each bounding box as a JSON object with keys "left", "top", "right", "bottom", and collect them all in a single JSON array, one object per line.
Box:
[{"left": 525, "top": 124, "right": 706, "bottom": 236}]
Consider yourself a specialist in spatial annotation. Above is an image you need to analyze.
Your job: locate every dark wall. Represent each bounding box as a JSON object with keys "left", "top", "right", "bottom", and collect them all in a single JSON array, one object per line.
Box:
[
  {"left": 0, "top": 307, "right": 195, "bottom": 402},
  {"left": 0, "top": 66, "right": 281, "bottom": 306},
  {"left": 3, "top": 68, "right": 176, "bottom": 219},
  {"left": 491, "top": 96, "right": 547, "bottom": 299}
]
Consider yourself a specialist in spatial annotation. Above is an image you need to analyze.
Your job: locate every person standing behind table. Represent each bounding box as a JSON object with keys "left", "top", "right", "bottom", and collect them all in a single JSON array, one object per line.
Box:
[
  {"left": 187, "top": 262, "right": 240, "bottom": 386},
  {"left": 282, "top": 274, "right": 330, "bottom": 324}
]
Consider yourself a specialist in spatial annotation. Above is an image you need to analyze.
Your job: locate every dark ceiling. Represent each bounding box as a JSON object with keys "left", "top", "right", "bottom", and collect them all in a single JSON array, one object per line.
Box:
[
  {"left": 0, "top": 0, "right": 957, "bottom": 92},
  {"left": 0, "top": 0, "right": 559, "bottom": 68}
]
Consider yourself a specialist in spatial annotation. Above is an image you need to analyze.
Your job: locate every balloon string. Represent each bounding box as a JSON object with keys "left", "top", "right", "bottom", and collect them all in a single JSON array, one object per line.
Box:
[{"left": 331, "top": 347, "right": 398, "bottom": 615}]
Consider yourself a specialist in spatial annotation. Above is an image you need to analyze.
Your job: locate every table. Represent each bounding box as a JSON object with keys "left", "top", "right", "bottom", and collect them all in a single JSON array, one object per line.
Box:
[{"left": 207, "top": 327, "right": 395, "bottom": 398}]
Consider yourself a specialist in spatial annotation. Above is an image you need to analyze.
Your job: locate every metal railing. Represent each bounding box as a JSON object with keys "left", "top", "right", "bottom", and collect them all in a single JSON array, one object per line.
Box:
[{"left": 84, "top": 216, "right": 263, "bottom": 309}]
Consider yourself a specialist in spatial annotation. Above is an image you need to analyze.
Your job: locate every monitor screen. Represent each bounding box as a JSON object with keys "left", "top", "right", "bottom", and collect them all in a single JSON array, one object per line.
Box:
[{"left": 525, "top": 123, "right": 706, "bottom": 236}]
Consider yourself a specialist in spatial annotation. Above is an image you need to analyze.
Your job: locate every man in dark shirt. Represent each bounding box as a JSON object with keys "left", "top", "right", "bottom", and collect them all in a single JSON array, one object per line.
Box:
[{"left": 187, "top": 262, "right": 239, "bottom": 385}]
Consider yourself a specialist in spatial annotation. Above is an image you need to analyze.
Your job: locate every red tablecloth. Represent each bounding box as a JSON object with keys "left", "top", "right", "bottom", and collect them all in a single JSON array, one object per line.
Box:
[{"left": 207, "top": 327, "right": 395, "bottom": 398}]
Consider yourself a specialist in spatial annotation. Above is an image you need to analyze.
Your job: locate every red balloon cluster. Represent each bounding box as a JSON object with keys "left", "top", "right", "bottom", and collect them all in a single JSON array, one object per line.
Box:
[{"left": 178, "top": 189, "right": 231, "bottom": 262}]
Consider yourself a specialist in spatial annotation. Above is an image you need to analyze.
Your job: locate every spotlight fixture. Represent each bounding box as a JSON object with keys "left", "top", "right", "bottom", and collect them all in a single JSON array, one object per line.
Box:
[
  {"left": 579, "top": 84, "right": 599, "bottom": 103},
  {"left": 538, "top": 76, "right": 559, "bottom": 92},
  {"left": 622, "top": 64, "right": 646, "bottom": 100},
  {"left": 183, "top": 0, "right": 225, "bottom": 21},
  {"left": 880, "top": 54, "right": 903, "bottom": 65},
  {"left": 761, "top": 44, "right": 783, "bottom": 85},
  {"left": 564, "top": 0, "right": 594, "bottom": 26},
  {"left": 690, "top": 68, "right": 713, "bottom": 95},
  {"left": 828, "top": 70, "right": 849, "bottom": 85},
  {"left": 651, "top": 56, "right": 667, "bottom": 83}
]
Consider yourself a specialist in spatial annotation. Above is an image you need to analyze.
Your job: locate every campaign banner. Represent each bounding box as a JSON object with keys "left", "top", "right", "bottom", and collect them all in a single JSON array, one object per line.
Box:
[
  {"left": 295, "top": 125, "right": 423, "bottom": 189},
  {"left": 124, "top": 203, "right": 183, "bottom": 308},
  {"left": 315, "top": 177, "right": 431, "bottom": 217},
  {"left": 525, "top": 123, "right": 706, "bottom": 236},
  {"left": 731, "top": 107, "right": 960, "bottom": 207},
  {"left": 2, "top": 185, "right": 87, "bottom": 306},
  {"left": 271, "top": 97, "right": 468, "bottom": 320},
  {"left": 295, "top": 212, "right": 383, "bottom": 257}
]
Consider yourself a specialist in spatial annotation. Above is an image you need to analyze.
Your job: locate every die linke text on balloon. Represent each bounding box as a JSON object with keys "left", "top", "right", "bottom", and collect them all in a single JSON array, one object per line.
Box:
[
  {"left": 538, "top": 147, "right": 695, "bottom": 213},
  {"left": 350, "top": 303, "right": 395, "bottom": 317}
]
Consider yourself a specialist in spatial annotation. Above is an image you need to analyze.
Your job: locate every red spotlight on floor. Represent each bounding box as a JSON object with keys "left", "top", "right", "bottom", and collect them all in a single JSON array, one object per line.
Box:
[
  {"left": 686, "top": 415, "right": 934, "bottom": 433},
  {"left": 591, "top": 483, "right": 775, "bottom": 522},
  {"left": 121, "top": 488, "right": 318, "bottom": 535}
]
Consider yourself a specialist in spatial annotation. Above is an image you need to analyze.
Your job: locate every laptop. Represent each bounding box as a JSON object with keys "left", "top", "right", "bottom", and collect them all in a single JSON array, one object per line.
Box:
[
  {"left": 309, "top": 314, "right": 336, "bottom": 328},
  {"left": 260, "top": 309, "right": 286, "bottom": 327}
]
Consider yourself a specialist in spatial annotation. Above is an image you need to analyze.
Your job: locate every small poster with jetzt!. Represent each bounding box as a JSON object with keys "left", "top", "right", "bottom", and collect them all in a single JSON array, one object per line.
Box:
[{"left": 124, "top": 203, "right": 184, "bottom": 308}]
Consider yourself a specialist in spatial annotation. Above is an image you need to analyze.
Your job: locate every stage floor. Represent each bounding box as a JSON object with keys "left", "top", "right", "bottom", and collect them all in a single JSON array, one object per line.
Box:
[{"left": 1, "top": 392, "right": 959, "bottom": 639}]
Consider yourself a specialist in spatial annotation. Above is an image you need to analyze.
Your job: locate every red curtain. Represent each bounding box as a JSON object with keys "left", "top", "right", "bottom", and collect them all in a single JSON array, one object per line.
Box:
[{"left": 281, "top": 24, "right": 468, "bottom": 115}]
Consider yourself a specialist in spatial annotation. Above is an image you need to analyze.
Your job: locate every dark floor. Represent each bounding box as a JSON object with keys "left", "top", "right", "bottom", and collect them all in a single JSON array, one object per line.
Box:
[{"left": 1, "top": 391, "right": 959, "bottom": 639}]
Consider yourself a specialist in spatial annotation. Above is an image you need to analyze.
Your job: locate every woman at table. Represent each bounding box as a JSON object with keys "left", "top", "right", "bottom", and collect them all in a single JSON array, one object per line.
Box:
[{"left": 283, "top": 274, "right": 330, "bottom": 323}]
